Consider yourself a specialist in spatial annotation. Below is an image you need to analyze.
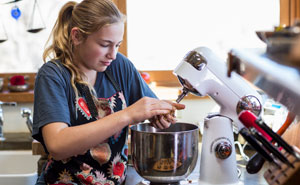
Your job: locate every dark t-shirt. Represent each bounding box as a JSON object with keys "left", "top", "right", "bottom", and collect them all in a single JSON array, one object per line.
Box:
[{"left": 32, "top": 53, "right": 156, "bottom": 185}]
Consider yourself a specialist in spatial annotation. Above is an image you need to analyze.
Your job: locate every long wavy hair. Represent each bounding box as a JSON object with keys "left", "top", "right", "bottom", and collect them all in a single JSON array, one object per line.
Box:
[{"left": 43, "top": 0, "right": 125, "bottom": 97}]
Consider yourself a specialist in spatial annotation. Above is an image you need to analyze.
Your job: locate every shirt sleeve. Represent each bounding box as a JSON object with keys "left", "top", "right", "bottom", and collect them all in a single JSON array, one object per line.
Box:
[
  {"left": 113, "top": 54, "right": 157, "bottom": 106},
  {"left": 128, "top": 62, "right": 157, "bottom": 105},
  {"left": 32, "top": 63, "right": 71, "bottom": 145}
]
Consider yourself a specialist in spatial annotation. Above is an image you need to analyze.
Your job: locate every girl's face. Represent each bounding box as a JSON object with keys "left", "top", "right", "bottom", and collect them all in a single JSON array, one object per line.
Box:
[{"left": 73, "top": 22, "right": 124, "bottom": 73}]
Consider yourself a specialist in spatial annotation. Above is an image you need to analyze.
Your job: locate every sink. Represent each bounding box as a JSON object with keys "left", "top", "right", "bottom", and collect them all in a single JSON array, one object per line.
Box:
[{"left": 0, "top": 150, "right": 40, "bottom": 185}]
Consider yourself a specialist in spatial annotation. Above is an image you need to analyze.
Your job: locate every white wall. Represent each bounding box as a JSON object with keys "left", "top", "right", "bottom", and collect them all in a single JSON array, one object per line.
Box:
[
  {"left": 0, "top": 0, "right": 81, "bottom": 73},
  {"left": 0, "top": 0, "right": 80, "bottom": 133},
  {"left": 2, "top": 103, "right": 33, "bottom": 133},
  {"left": 177, "top": 98, "right": 218, "bottom": 134}
]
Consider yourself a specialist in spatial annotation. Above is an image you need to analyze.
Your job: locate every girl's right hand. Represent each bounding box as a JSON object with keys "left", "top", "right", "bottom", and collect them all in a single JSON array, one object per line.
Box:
[
  {"left": 125, "top": 97, "right": 175, "bottom": 125},
  {"left": 149, "top": 100, "right": 185, "bottom": 129}
]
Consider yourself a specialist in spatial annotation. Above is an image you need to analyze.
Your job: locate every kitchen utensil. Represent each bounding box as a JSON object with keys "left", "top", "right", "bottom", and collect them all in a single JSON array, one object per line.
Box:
[
  {"left": 130, "top": 122, "right": 199, "bottom": 184},
  {"left": 176, "top": 88, "right": 189, "bottom": 103},
  {"left": 255, "top": 116, "right": 295, "bottom": 155},
  {"left": 239, "top": 128, "right": 280, "bottom": 167},
  {"left": 7, "top": 83, "right": 29, "bottom": 92},
  {"left": 277, "top": 112, "right": 296, "bottom": 136},
  {"left": 239, "top": 108, "right": 272, "bottom": 141},
  {"left": 249, "top": 127, "right": 291, "bottom": 166},
  {"left": 239, "top": 110, "right": 299, "bottom": 167},
  {"left": 246, "top": 111, "right": 296, "bottom": 174},
  {"left": 7, "top": 75, "right": 29, "bottom": 92}
]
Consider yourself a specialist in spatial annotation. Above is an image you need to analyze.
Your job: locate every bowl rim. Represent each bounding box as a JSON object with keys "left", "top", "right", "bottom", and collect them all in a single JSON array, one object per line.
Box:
[{"left": 130, "top": 122, "right": 199, "bottom": 134}]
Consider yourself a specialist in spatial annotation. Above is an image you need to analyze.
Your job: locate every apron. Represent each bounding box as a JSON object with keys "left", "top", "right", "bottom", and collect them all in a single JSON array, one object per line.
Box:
[{"left": 39, "top": 70, "right": 129, "bottom": 185}]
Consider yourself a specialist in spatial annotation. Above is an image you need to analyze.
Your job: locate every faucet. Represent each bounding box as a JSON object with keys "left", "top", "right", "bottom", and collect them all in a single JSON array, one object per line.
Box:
[
  {"left": 0, "top": 101, "right": 17, "bottom": 141},
  {"left": 21, "top": 107, "right": 33, "bottom": 134}
]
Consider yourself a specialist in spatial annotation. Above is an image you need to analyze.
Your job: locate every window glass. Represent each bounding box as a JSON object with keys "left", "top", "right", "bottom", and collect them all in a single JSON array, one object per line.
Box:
[{"left": 127, "top": 0, "right": 280, "bottom": 70}]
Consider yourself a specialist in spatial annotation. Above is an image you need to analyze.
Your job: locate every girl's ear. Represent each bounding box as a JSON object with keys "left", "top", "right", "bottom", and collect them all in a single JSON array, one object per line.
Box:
[{"left": 71, "top": 27, "right": 82, "bottom": 46}]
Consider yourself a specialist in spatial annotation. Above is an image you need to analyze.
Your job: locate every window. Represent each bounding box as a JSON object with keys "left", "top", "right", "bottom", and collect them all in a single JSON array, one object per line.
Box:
[
  {"left": 127, "top": 0, "right": 280, "bottom": 70},
  {"left": 0, "top": 0, "right": 81, "bottom": 73}
]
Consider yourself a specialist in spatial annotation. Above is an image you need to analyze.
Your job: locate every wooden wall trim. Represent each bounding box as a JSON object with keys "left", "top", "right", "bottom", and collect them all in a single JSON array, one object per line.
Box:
[
  {"left": 280, "top": 0, "right": 290, "bottom": 25},
  {"left": 141, "top": 70, "right": 180, "bottom": 87},
  {"left": 280, "top": 0, "right": 300, "bottom": 26},
  {"left": 112, "top": 0, "right": 127, "bottom": 57}
]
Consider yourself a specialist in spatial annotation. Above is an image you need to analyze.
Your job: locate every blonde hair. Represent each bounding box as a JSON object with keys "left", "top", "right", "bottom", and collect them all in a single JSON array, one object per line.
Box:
[{"left": 43, "top": 0, "right": 125, "bottom": 97}]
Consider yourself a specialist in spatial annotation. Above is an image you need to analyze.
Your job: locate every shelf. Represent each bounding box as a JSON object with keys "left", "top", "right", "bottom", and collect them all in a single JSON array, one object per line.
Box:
[
  {"left": 0, "top": 90, "right": 34, "bottom": 103},
  {"left": 32, "top": 140, "right": 46, "bottom": 155},
  {"left": 0, "top": 73, "right": 35, "bottom": 103},
  {"left": 229, "top": 48, "right": 300, "bottom": 116}
]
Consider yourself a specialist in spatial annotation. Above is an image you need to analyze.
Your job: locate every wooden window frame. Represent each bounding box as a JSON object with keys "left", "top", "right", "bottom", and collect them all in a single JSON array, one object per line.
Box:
[
  {"left": 280, "top": 0, "right": 300, "bottom": 26},
  {"left": 112, "top": 0, "right": 127, "bottom": 57},
  {"left": 113, "top": 1, "right": 300, "bottom": 87}
]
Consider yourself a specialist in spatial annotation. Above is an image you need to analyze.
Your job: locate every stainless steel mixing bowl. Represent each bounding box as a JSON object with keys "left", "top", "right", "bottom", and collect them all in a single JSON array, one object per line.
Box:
[{"left": 130, "top": 122, "right": 199, "bottom": 184}]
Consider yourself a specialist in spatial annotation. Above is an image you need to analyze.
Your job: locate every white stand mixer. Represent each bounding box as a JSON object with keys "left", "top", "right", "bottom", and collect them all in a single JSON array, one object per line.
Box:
[
  {"left": 200, "top": 115, "right": 239, "bottom": 185},
  {"left": 173, "top": 47, "right": 262, "bottom": 184}
]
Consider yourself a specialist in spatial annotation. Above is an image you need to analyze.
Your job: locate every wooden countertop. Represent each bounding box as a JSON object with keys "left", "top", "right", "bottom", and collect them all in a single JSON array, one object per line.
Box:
[
  {"left": 32, "top": 140, "right": 46, "bottom": 155},
  {"left": 0, "top": 90, "right": 34, "bottom": 103}
]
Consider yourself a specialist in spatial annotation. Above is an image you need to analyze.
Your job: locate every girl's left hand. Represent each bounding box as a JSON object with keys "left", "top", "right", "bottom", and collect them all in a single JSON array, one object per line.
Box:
[{"left": 149, "top": 100, "right": 185, "bottom": 129}]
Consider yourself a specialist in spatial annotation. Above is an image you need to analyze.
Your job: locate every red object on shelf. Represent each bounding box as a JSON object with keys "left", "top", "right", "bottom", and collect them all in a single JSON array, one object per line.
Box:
[
  {"left": 10, "top": 75, "right": 26, "bottom": 85},
  {"left": 140, "top": 72, "right": 151, "bottom": 84}
]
